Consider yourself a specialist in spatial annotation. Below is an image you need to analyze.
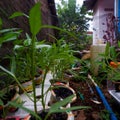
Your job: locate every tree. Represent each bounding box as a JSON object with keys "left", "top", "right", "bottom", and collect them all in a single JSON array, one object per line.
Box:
[{"left": 56, "top": 0, "right": 92, "bottom": 50}]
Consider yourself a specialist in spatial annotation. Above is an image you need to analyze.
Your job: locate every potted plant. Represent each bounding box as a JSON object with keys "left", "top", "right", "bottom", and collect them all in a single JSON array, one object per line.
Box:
[
  {"left": 13, "top": 35, "right": 46, "bottom": 93},
  {"left": 49, "top": 82, "right": 77, "bottom": 107},
  {"left": 0, "top": 84, "right": 22, "bottom": 119},
  {"left": 37, "top": 39, "right": 78, "bottom": 106},
  {"left": 0, "top": 22, "right": 23, "bottom": 119},
  {"left": 0, "top": 2, "right": 90, "bottom": 120},
  {"left": 107, "top": 66, "right": 120, "bottom": 92},
  {"left": 98, "top": 42, "right": 120, "bottom": 92}
]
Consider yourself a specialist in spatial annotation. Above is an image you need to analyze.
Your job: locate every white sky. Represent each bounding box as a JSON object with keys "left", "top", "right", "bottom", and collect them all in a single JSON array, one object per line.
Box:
[{"left": 55, "top": 0, "right": 84, "bottom": 6}]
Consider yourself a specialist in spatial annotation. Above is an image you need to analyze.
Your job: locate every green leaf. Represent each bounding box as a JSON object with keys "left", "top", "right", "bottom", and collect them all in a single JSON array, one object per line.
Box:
[
  {"left": 105, "top": 42, "right": 110, "bottom": 57},
  {"left": 0, "top": 66, "right": 33, "bottom": 102},
  {"left": 0, "top": 29, "right": 22, "bottom": 44},
  {"left": 50, "top": 106, "right": 90, "bottom": 113},
  {"left": 0, "top": 65, "right": 16, "bottom": 79},
  {"left": 110, "top": 46, "right": 116, "bottom": 60},
  {"left": 0, "top": 18, "right": 3, "bottom": 27},
  {"left": 14, "top": 45, "right": 23, "bottom": 50},
  {"left": 49, "top": 95, "right": 90, "bottom": 114},
  {"left": 49, "top": 95, "right": 74, "bottom": 113},
  {"left": 118, "top": 41, "right": 120, "bottom": 48},
  {"left": 29, "top": 2, "right": 42, "bottom": 36},
  {"left": 0, "top": 99, "right": 4, "bottom": 106},
  {"left": 24, "top": 33, "right": 32, "bottom": 46},
  {"left": 0, "top": 34, "right": 16, "bottom": 44},
  {"left": 42, "top": 25, "right": 77, "bottom": 40},
  {"left": 0, "top": 28, "right": 19, "bottom": 34},
  {"left": 9, "top": 12, "right": 29, "bottom": 19}
]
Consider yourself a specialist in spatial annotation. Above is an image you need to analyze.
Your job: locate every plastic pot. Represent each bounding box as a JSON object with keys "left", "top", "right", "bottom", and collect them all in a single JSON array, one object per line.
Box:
[{"left": 49, "top": 83, "right": 76, "bottom": 106}]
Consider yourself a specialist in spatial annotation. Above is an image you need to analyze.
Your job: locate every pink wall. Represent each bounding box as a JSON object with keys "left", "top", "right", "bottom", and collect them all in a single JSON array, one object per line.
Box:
[{"left": 93, "top": 0, "right": 114, "bottom": 44}]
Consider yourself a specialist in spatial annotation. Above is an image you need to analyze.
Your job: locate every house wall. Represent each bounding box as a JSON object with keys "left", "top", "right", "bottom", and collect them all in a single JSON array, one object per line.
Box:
[
  {"left": 93, "top": 0, "right": 114, "bottom": 45},
  {"left": 114, "top": 0, "right": 120, "bottom": 39}
]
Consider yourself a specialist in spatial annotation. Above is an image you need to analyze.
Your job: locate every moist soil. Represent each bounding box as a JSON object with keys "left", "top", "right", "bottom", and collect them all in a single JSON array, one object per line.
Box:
[
  {"left": 69, "top": 80, "right": 120, "bottom": 120},
  {"left": 30, "top": 111, "right": 68, "bottom": 120},
  {"left": 53, "top": 86, "right": 73, "bottom": 99}
]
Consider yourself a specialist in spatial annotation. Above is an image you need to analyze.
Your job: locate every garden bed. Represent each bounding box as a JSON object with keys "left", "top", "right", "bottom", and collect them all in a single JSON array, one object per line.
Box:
[{"left": 69, "top": 80, "right": 120, "bottom": 120}]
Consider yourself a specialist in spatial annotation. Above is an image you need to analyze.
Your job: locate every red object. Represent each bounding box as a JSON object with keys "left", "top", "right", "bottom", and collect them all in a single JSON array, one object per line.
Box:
[
  {"left": 23, "top": 114, "right": 31, "bottom": 120},
  {"left": 110, "top": 61, "right": 120, "bottom": 68},
  {"left": 1, "top": 116, "right": 20, "bottom": 120}
]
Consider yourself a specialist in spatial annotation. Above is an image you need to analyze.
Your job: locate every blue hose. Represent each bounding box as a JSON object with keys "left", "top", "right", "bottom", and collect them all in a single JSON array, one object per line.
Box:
[
  {"left": 88, "top": 74, "right": 118, "bottom": 120},
  {"left": 96, "top": 86, "right": 118, "bottom": 120}
]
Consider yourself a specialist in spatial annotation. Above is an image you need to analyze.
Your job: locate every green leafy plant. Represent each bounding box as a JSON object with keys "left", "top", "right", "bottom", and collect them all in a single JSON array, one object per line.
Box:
[
  {"left": 13, "top": 34, "right": 49, "bottom": 83},
  {"left": 56, "top": 0, "right": 92, "bottom": 50},
  {"left": 100, "top": 110, "right": 110, "bottom": 120},
  {"left": 0, "top": 2, "right": 90, "bottom": 120},
  {"left": 0, "top": 18, "right": 23, "bottom": 119},
  {"left": 97, "top": 42, "right": 120, "bottom": 83}
]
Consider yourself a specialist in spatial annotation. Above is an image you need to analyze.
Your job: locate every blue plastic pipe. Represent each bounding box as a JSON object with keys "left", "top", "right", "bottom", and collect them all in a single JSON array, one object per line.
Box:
[
  {"left": 88, "top": 74, "right": 118, "bottom": 120},
  {"left": 95, "top": 86, "right": 117, "bottom": 120}
]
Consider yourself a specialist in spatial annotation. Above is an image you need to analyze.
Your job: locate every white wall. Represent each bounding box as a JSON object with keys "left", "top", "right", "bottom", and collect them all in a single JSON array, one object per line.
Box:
[{"left": 93, "top": 0, "right": 114, "bottom": 45}]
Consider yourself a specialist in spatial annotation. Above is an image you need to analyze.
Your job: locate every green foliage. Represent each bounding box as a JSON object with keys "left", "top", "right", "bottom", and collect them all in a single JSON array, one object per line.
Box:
[
  {"left": 0, "top": 28, "right": 22, "bottom": 45},
  {"left": 97, "top": 42, "right": 120, "bottom": 82},
  {"left": 9, "top": 12, "right": 29, "bottom": 19},
  {"left": 49, "top": 94, "right": 90, "bottom": 113},
  {"left": 29, "top": 3, "right": 42, "bottom": 36},
  {"left": 68, "top": 59, "right": 90, "bottom": 82},
  {"left": 56, "top": 0, "right": 92, "bottom": 50},
  {"left": 39, "top": 39, "right": 75, "bottom": 79},
  {"left": 0, "top": 18, "right": 2, "bottom": 29},
  {"left": 0, "top": 19, "right": 22, "bottom": 89},
  {"left": 13, "top": 37, "right": 33, "bottom": 81},
  {"left": 108, "top": 67, "right": 120, "bottom": 81},
  {"left": 100, "top": 110, "right": 110, "bottom": 120},
  {"left": 0, "top": 2, "right": 90, "bottom": 119},
  {"left": 102, "top": 42, "right": 120, "bottom": 62}
]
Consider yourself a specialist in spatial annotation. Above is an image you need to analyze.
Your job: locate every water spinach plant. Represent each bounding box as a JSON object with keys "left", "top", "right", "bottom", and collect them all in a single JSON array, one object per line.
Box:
[{"left": 0, "top": 2, "right": 90, "bottom": 120}]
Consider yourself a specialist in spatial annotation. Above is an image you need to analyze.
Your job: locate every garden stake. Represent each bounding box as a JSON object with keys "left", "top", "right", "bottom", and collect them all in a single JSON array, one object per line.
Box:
[
  {"left": 88, "top": 74, "right": 118, "bottom": 120},
  {"left": 86, "top": 80, "right": 101, "bottom": 104}
]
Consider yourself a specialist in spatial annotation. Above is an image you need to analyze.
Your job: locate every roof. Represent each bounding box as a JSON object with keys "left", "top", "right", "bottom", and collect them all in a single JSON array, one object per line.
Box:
[{"left": 83, "top": 0, "right": 97, "bottom": 10}]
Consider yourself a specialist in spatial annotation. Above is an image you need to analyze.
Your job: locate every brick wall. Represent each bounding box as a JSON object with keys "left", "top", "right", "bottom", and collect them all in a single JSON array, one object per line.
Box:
[{"left": 0, "top": 0, "right": 58, "bottom": 60}]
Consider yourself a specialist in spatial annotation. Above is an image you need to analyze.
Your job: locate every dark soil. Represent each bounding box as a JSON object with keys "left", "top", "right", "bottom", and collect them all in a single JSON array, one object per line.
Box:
[
  {"left": 30, "top": 111, "right": 68, "bottom": 120},
  {"left": 53, "top": 86, "right": 73, "bottom": 99},
  {"left": 69, "top": 80, "right": 120, "bottom": 120},
  {"left": 0, "top": 88, "right": 16, "bottom": 105}
]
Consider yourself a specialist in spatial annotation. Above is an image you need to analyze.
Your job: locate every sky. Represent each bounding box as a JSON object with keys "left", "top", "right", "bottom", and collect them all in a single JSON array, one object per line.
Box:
[
  {"left": 55, "top": 0, "right": 93, "bottom": 31},
  {"left": 55, "top": 0, "right": 84, "bottom": 6}
]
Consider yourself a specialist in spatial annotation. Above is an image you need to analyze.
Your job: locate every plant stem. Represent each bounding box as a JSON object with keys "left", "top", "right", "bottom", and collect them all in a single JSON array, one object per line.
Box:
[
  {"left": 44, "top": 112, "right": 50, "bottom": 120},
  {"left": 2, "top": 108, "right": 6, "bottom": 120},
  {"left": 0, "top": 65, "right": 33, "bottom": 101},
  {"left": 41, "top": 69, "right": 48, "bottom": 110},
  {"left": 31, "top": 35, "right": 37, "bottom": 113}
]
